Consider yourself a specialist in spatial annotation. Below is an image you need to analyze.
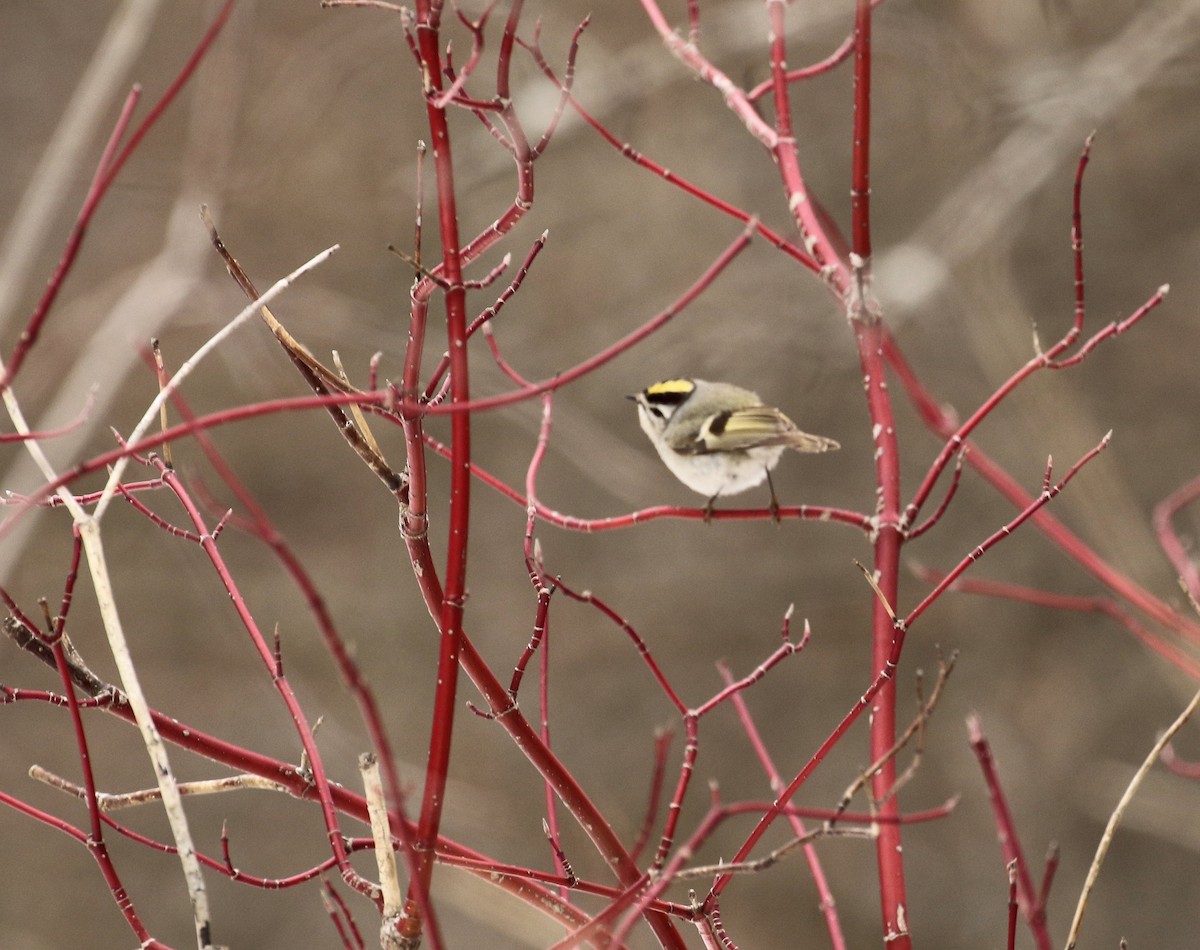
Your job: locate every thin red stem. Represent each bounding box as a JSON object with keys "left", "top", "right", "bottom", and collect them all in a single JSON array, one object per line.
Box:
[
  {"left": 969, "top": 715, "right": 1053, "bottom": 950},
  {"left": 885, "top": 333, "right": 1200, "bottom": 654},
  {"left": 407, "top": 220, "right": 756, "bottom": 417},
  {"left": 719, "top": 654, "right": 847, "bottom": 950},
  {"left": 908, "top": 570, "right": 1200, "bottom": 679},
  {"left": 0, "top": 0, "right": 235, "bottom": 392},
  {"left": 845, "top": 0, "right": 905, "bottom": 933},
  {"left": 154, "top": 460, "right": 378, "bottom": 901},
  {"left": 851, "top": 0, "right": 873, "bottom": 262},
  {"left": 1154, "top": 473, "right": 1200, "bottom": 601},
  {"left": 905, "top": 437, "right": 1111, "bottom": 630},
  {"left": 406, "top": 8, "right": 468, "bottom": 945},
  {"left": 154, "top": 374, "right": 418, "bottom": 884}
]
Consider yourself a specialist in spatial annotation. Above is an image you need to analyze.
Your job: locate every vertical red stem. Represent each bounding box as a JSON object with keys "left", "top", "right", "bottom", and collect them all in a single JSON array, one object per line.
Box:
[
  {"left": 851, "top": 0, "right": 873, "bottom": 261},
  {"left": 407, "top": 2, "right": 469, "bottom": 938},
  {"left": 851, "top": 0, "right": 909, "bottom": 944}
]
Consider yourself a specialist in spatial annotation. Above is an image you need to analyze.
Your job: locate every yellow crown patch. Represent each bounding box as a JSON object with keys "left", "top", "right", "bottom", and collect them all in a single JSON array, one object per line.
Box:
[{"left": 645, "top": 379, "right": 695, "bottom": 396}]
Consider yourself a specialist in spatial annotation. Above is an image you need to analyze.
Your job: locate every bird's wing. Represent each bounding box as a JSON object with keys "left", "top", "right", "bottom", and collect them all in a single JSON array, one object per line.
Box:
[{"left": 669, "top": 406, "right": 839, "bottom": 454}]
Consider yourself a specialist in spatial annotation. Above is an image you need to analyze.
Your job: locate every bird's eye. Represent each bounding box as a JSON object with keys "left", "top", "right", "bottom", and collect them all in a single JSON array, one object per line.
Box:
[{"left": 649, "top": 407, "right": 665, "bottom": 419}]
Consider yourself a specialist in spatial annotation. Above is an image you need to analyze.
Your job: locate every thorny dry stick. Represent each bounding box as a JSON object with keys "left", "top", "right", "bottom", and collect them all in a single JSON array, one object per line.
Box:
[
  {"left": 1064, "top": 685, "right": 1200, "bottom": 950},
  {"left": 200, "top": 208, "right": 400, "bottom": 494},
  {"left": 361, "top": 753, "right": 404, "bottom": 935},
  {"left": 831, "top": 649, "right": 958, "bottom": 820},
  {"left": 29, "top": 766, "right": 292, "bottom": 810}
]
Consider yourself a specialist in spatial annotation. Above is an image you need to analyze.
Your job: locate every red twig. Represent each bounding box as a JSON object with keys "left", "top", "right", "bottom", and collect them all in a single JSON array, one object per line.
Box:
[
  {"left": 1006, "top": 861, "right": 1019, "bottom": 950},
  {"left": 2, "top": 478, "right": 161, "bottom": 509},
  {"left": 1038, "top": 843, "right": 1060, "bottom": 911},
  {"left": 151, "top": 457, "right": 378, "bottom": 903},
  {"left": 0, "top": 790, "right": 166, "bottom": 946},
  {"left": 1153, "top": 473, "right": 1200, "bottom": 602},
  {"left": 323, "top": 878, "right": 366, "bottom": 949},
  {"left": 885, "top": 333, "right": 1200, "bottom": 654},
  {"left": 649, "top": 625, "right": 810, "bottom": 873},
  {"left": 423, "top": 231, "right": 547, "bottom": 400},
  {"left": 24, "top": 535, "right": 160, "bottom": 944},
  {"left": 0, "top": 0, "right": 235, "bottom": 393},
  {"left": 403, "top": 7, "right": 472, "bottom": 942},
  {"left": 968, "top": 715, "right": 1053, "bottom": 950},
  {"left": 908, "top": 569, "right": 1200, "bottom": 680},
  {"left": 850, "top": 0, "right": 873, "bottom": 264},
  {"left": 0, "top": 392, "right": 401, "bottom": 541},
  {"left": 700, "top": 436, "right": 1104, "bottom": 916},
  {"left": 115, "top": 478, "right": 208, "bottom": 541},
  {"left": 719, "top": 654, "right": 847, "bottom": 950},
  {"left": 1160, "top": 744, "right": 1200, "bottom": 779},
  {"left": 522, "top": 19, "right": 818, "bottom": 271},
  {"left": 147, "top": 363, "right": 419, "bottom": 884},
  {"left": 397, "top": 517, "right": 682, "bottom": 943},
  {"left": 906, "top": 449, "right": 965, "bottom": 540},
  {"left": 3, "top": 665, "right": 590, "bottom": 923},
  {"left": 905, "top": 437, "right": 1111, "bottom": 630},
  {"left": 630, "top": 729, "right": 673, "bottom": 864},
  {"left": 408, "top": 219, "right": 757, "bottom": 417},
  {"left": 0, "top": 390, "right": 96, "bottom": 443},
  {"left": 902, "top": 137, "right": 1168, "bottom": 528},
  {"left": 429, "top": 1, "right": 496, "bottom": 109}
]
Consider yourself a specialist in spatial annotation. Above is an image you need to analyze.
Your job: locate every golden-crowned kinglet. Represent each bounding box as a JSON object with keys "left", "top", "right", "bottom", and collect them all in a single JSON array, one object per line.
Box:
[{"left": 629, "top": 378, "right": 839, "bottom": 519}]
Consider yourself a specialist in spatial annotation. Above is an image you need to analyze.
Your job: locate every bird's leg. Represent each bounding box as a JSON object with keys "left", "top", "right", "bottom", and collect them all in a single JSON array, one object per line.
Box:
[
  {"left": 765, "top": 468, "right": 781, "bottom": 524},
  {"left": 703, "top": 493, "right": 718, "bottom": 524}
]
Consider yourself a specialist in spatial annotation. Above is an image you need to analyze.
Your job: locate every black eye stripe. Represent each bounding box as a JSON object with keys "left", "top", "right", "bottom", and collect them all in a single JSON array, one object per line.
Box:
[{"left": 644, "top": 390, "right": 688, "bottom": 407}]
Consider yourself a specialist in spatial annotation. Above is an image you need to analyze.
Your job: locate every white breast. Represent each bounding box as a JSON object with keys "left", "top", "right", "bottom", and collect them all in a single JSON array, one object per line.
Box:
[{"left": 652, "top": 442, "right": 785, "bottom": 497}]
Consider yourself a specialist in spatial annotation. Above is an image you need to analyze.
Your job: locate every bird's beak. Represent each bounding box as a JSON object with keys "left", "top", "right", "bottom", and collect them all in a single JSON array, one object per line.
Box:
[{"left": 625, "top": 393, "right": 639, "bottom": 402}]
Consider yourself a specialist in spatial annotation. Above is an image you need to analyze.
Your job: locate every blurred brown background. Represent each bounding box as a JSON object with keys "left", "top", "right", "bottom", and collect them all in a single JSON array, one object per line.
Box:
[{"left": 2, "top": 0, "right": 1199, "bottom": 947}]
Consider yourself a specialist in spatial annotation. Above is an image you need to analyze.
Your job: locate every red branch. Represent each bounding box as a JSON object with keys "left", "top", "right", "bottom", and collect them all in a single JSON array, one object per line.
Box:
[
  {"left": 720, "top": 657, "right": 847, "bottom": 950},
  {"left": 908, "top": 570, "right": 1200, "bottom": 680},
  {"left": 1154, "top": 474, "right": 1200, "bottom": 602},
  {"left": 0, "top": 0, "right": 236, "bottom": 393},
  {"left": 151, "top": 457, "right": 377, "bottom": 902},
  {"left": 969, "top": 715, "right": 1053, "bottom": 949}
]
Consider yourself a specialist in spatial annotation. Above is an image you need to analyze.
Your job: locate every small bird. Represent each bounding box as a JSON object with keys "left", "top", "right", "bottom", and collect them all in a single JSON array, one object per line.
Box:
[{"left": 629, "top": 378, "right": 839, "bottom": 520}]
